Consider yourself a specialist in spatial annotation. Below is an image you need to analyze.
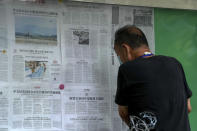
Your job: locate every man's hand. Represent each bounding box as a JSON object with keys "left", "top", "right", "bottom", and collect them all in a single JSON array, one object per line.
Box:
[
  {"left": 118, "top": 105, "right": 130, "bottom": 128},
  {"left": 187, "top": 98, "right": 192, "bottom": 113}
]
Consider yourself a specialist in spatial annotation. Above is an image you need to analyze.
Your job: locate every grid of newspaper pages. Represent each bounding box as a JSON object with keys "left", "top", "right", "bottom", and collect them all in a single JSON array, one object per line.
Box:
[{"left": 0, "top": 0, "right": 154, "bottom": 131}]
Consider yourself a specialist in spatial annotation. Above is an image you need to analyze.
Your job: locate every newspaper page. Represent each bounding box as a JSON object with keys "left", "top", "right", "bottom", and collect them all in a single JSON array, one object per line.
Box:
[
  {"left": 10, "top": 85, "right": 62, "bottom": 131},
  {"left": 63, "top": 88, "right": 111, "bottom": 131},
  {"left": 0, "top": 5, "right": 9, "bottom": 82},
  {"left": 61, "top": 2, "right": 112, "bottom": 131},
  {"left": 111, "top": 6, "right": 155, "bottom": 131},
  {"left": 61, "top": 2, "right": 112, "bottom": 89},
  {"left": 10, "top": 5, "right": 61, "bottom": 84},
  {"left": 118, "top": 6, "right": 155, "bottom": 52},
  {"left": 0, "top": 86, "right": 9, "bottom": 131}
]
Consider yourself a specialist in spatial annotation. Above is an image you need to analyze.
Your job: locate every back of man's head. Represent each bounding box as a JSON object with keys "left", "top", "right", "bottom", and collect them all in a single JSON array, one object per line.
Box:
[{"left": 114, "top": 25, "right": 148, "bottom": 49}]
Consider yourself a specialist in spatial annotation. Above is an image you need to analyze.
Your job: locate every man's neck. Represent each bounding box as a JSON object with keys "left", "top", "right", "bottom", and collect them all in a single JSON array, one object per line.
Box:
[{"left": 133, "top": 46, "right": 152, "bottom": 59}]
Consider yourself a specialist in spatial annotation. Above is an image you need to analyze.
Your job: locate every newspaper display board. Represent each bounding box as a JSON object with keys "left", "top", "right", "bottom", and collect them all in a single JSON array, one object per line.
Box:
[
  {"left": 0, "top": 1, "right": 154, "bottom": 131},
  {"left": 110, "top": 6, "right": 154, "bottom": 131}
]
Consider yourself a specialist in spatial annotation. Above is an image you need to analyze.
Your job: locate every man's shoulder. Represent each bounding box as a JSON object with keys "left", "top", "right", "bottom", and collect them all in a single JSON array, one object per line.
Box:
[
  {"left": 157, "top": 55, "right": 181, "bottom": 65},
  {"left": 156, "top": 55, "right": 178, "bottom": 60},
  {"left": 119, "top": 55, "right": 180, "bottom": 71},
  {"left": 123, "top": 55, "right": 178, "bottom": 65}
]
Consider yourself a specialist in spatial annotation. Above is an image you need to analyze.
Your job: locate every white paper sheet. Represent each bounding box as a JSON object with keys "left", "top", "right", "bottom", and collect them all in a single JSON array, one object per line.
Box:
[
  {"left": 11, "top": 85, "right": 62, "bottom": 130},
  {"left": 63, "top": 88, "right": 111, "bottom": 131},
  {"left": 9, "top": 6, "right": 62, "bottom": 84}
]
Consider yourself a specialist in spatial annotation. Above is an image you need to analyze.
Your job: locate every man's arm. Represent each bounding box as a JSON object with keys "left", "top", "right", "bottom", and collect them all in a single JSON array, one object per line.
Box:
[
  {"left": 187, "top": 98, "right": 192, "bottom": 113},
  {"left": 178, "top": 61, "right": 192, "bottom": 113},
  {"left": 118, "top": 105, "right": 130, "bottom": 128}
]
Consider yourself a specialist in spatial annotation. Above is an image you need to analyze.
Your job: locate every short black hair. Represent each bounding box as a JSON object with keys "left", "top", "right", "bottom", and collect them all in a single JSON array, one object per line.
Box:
[{"left": 114, "top": 25, "right": 148, "bottom": 49}]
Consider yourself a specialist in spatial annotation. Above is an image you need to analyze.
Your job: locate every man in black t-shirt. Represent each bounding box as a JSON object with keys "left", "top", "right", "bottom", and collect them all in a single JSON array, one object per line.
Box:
[{"left": 114, "top": 25, "right": 192, "bottom": 131}]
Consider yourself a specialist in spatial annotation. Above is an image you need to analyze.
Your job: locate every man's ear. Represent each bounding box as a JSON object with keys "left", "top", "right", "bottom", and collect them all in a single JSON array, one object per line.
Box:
[{"left": 121, "top": 43, "right": 133, "bottom": 61}]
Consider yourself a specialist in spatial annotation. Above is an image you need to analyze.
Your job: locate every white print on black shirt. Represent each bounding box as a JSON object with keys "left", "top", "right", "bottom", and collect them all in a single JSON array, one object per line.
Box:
[{"left": 130, "top": 111, "right": 157, "bottom": 131}]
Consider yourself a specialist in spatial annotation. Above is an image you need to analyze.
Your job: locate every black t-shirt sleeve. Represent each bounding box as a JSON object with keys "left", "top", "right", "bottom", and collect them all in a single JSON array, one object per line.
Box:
[
  {"left": 115, "top": 66, "right": 128, "bottom": 106},
  {"left": 178, "top": 62, "right": 192, "bottom": 98}
]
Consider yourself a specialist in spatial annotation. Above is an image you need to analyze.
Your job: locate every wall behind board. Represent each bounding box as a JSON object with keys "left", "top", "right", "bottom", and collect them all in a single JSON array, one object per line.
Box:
[
  {"left": 155, "top": 8, "right": 197, "bottom": 130},
  {"left": 71, "top": 0, "right": 197, "bottom": 10}
]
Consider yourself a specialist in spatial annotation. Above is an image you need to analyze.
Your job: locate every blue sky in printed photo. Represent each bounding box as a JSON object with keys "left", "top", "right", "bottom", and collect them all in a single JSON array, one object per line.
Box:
[{"left": 15, "top": 15, "right": 57, "bottom": 36}]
